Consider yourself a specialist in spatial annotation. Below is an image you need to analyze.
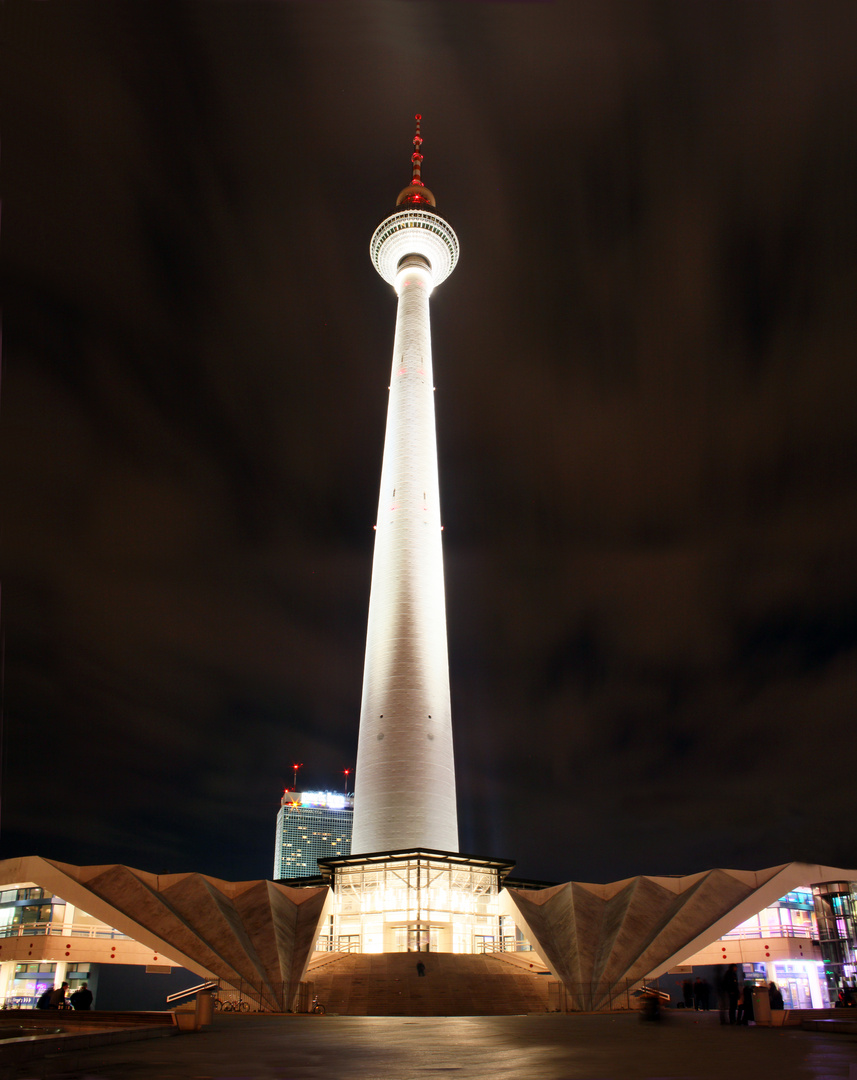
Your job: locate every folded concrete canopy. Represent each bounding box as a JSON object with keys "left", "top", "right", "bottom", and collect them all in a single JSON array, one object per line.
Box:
[
  {"left": 504, "top": 862, "right": 846, "bottom": 1010},
  {"left": 0, "top": 856, "right": 330, "bottom": 1010},
  {"left": 3, "top": 856, "right": 852, "bottom": 1011}
]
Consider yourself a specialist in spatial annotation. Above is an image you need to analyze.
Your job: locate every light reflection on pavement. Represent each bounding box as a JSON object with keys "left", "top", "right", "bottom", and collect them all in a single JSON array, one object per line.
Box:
[{"left": 26, "top": 1012, "right": 857, "bottom": 1080}]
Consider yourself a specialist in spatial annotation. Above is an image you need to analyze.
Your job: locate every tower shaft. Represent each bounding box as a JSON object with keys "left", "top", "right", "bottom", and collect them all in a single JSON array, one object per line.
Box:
[{"left": 351, "top": 260, "right": 458, "bottom": 853}]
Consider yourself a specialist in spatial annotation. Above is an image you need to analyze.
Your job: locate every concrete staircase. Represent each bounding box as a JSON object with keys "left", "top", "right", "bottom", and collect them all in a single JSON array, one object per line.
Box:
[{"left": 304, "top": 952, "right": 556, "bottom": 1016}]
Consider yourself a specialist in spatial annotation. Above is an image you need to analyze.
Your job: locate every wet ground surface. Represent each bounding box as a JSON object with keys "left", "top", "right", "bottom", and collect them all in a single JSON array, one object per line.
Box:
[{"left": 15, "top": 1011, "right": 857, "bottom": 1080}]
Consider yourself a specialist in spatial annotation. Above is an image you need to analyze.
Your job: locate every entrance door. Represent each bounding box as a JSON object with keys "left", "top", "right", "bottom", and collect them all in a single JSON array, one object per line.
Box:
[
  {"left": 408, "top": 925, "right": 431, "bottom": 952},
  {"left": 782, "top": 976, "right": 813, "bottom": 1009},
  {"left": 391, "top": 924, "right": 441, "bottom": 952}
]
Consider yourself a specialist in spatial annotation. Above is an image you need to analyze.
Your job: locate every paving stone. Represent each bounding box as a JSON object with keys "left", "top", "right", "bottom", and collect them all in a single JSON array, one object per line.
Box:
[{"left": 11, "top": 1011, "right": 857, "bottom": 1080}]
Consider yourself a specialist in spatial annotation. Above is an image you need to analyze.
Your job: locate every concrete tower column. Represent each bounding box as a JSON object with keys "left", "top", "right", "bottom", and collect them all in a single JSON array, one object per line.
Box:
[{"left": 351, "top": 117, "right": 459, "bottom": 854}]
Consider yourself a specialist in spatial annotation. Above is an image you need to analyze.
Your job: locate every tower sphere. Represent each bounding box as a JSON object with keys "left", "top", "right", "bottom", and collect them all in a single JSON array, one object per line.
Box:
[
  {"left": 396, "top": 183, "right": 436, "bottom": 207},
  {"left": 370, "top": 207, "right": 459, "bottom": 289}
]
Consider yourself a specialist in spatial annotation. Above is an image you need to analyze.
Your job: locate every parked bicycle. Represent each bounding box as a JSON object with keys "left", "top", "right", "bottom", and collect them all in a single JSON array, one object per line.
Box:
[{"left": 220, "top": 998, "right": 250, "bottom": 1013}]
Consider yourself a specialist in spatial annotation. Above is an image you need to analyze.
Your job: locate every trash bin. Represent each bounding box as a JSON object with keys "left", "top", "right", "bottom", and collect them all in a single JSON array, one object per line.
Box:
[{"left": 751, "top": 987, "right": 771, "bottom": 1026}]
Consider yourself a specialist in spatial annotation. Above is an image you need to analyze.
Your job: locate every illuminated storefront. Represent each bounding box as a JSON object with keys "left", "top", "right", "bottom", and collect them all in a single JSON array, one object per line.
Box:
[
  {"left": 723, "top": 886, "right": 816, "bottom": 942},
  {"left": 0, "top": 880, "right": 197, "bottom": 1010},
  {"left": 668, "top": 885, "right": 857, "bottom": 1008},
  {"left": 0, "top": 885, "right": 94, "bottom": 1005}
]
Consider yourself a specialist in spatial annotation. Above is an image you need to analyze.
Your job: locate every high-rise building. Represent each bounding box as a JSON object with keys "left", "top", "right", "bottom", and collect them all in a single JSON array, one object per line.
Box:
[
  {"left": 273, "top": 791, "right": 353, "bottom": 880},
  {"left": 351, "top": 115, "right": 460, "bottom": 855}
]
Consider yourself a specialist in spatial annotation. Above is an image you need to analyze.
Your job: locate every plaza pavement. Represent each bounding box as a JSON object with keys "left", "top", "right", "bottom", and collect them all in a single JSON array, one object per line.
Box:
[{"left": 16, "top": 1011, "right": 857, "bottom": 1080}]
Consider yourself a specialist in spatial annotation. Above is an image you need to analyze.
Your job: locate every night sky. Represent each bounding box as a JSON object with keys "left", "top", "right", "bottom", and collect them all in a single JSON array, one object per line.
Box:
[{"left": 2, "top": 2, "right": 856, "bottom": 887}]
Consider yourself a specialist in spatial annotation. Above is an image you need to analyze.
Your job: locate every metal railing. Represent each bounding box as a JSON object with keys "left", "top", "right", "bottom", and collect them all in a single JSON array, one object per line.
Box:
[
  {"left": 721, "top": 925, "right": 815, "bottom": 940},
  {"left": 0, "top": 921, "right": 130, "bottom": 940},
  {"left": 315, "top": 938, "right": 361, "bottom": 953},
  {"left": 477, "top": 941, "right": 534, "bottom": 954},
  {"left": 165, "top": 980, "right": 219, "bottom": 1005}
]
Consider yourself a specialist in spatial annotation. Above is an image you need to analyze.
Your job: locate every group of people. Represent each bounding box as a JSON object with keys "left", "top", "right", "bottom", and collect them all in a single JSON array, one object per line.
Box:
[
  {"left": 682, "top": 966, "right": 785, "bottom": 1024},
  {"left": 681, "top": 976, "right": 711, "bottom": 1011},
  {"left": 36, "top": 981, "right": 93, "bottom": 1010},
  {"left": 722, "top": 965, "right": 788, "bottom": 1023}
]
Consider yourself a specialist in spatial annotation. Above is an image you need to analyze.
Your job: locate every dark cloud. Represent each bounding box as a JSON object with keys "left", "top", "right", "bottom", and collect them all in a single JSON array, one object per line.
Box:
[{"left": 2, "top": 1, "right": 857, "bottom": 885}]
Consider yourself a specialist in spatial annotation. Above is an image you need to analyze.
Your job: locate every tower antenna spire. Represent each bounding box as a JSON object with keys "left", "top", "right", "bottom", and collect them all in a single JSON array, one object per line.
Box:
[
  {"left": 410, "top": 114, "right": 424, "bottom": 188},
  {"left": 396, "top": 114, "right": 436, "bottom": 208}
]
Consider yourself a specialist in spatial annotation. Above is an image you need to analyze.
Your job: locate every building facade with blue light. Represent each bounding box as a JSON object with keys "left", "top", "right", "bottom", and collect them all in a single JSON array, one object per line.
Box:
[{"left": 273, "top": 791, "right": 354, "bottom": 880}]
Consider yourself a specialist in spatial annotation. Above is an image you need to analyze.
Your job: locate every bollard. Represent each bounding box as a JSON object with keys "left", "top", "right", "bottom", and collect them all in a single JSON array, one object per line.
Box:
[
  {"left": 174, "top": 1003, "right": 198, "bottom": 1031},
  {"left": 197, "top": 990, "right": 214, "bottom": 1027}
]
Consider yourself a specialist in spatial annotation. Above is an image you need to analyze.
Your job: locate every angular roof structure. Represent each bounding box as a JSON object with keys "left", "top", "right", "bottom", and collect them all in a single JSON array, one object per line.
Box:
[
  {"left": 0, "top": 856, "right": 329, "bottom": 1010},
  {"left": 2, "top": 856, "right": 853, "bottom": 1012},
  {"left": 503, "top": 862, "right": 857, "bottom": 1010}
]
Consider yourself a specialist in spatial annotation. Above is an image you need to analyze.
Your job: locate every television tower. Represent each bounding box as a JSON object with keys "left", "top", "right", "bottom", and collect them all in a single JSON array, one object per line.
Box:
[{"left": 351, "top": 116, "right": 460, "bottom": 854}]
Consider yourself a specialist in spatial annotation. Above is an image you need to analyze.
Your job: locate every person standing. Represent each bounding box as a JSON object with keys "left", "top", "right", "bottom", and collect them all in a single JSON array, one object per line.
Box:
[
  {"left": 737, "top": 982, "right": 754, "bottom": 1025},
  {"left": 722, "top": 965, "right": 739, "bottom": 1025},
  {"left": 682, "top": 978, "right": 693, "bottom": 1010},
  {"left": 48, "top": 982, "right": 69, "bottom": 1009},
  {"left": 70, "top": 983, "right": 93, "bottom": 1010}
]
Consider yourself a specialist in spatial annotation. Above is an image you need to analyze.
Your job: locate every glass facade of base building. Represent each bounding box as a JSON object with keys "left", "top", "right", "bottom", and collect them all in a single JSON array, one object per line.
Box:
[
  {"left": 273, "top": 791, "right": 353, "bottom": 880},
  {"left": 315, "top": 851, "right": 528, "bottom": 955}
]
